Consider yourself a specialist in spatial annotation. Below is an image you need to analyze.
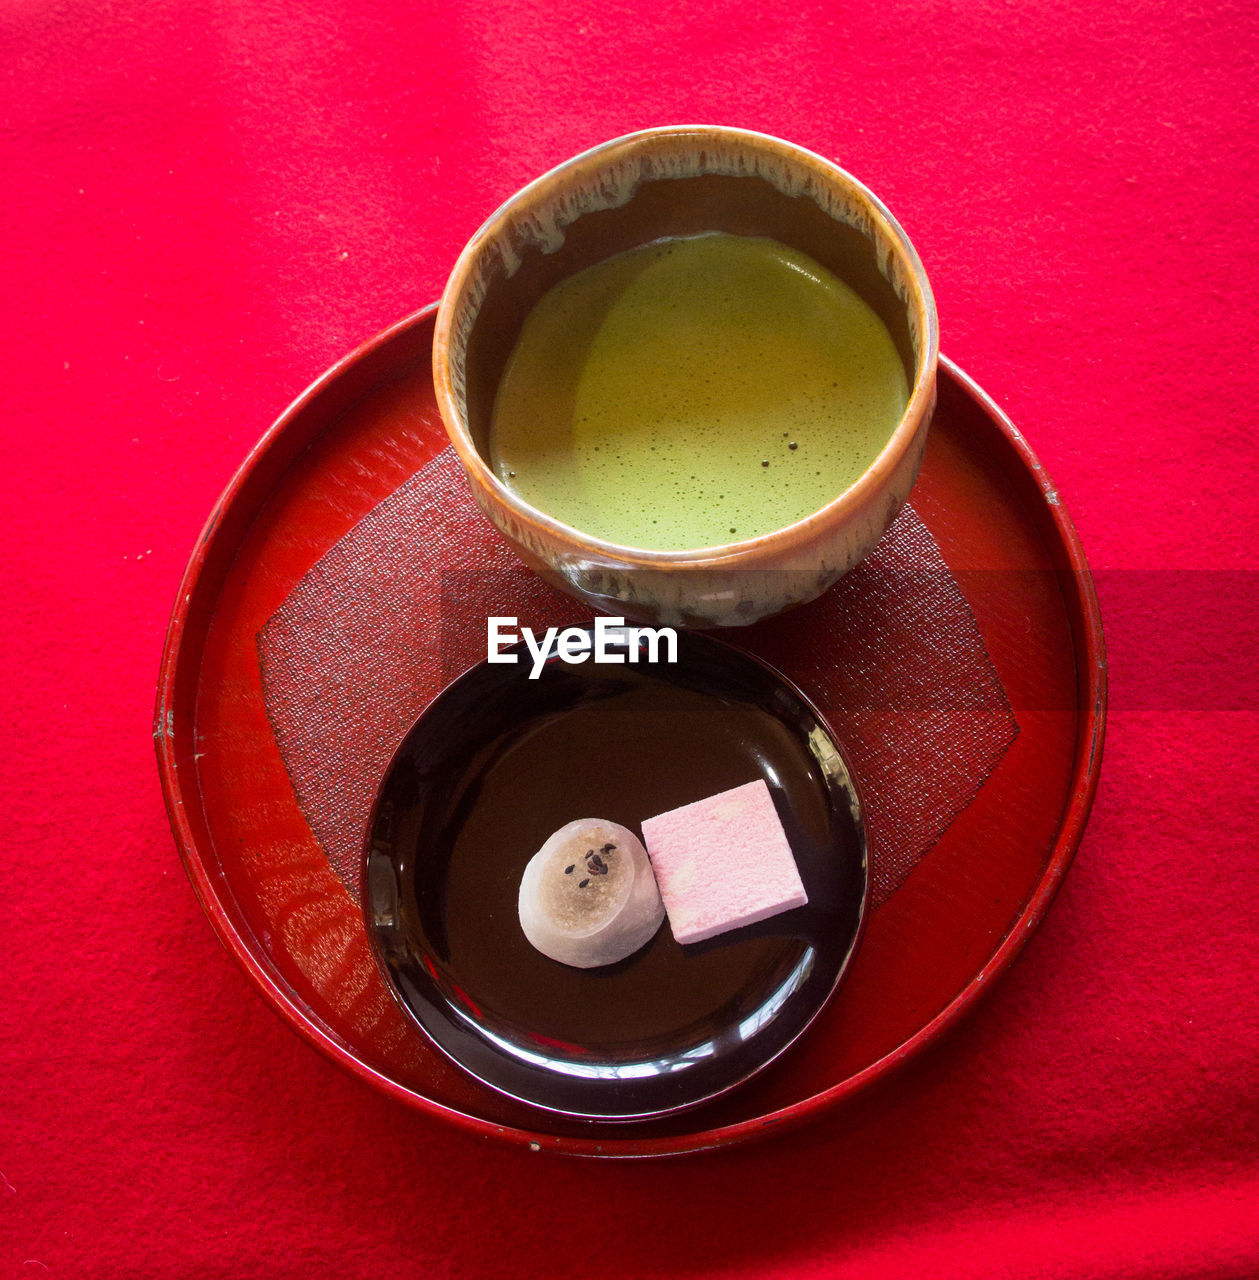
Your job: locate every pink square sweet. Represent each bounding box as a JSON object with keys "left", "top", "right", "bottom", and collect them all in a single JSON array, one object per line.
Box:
[{"left": 641, "top": 779, "right": 808, "bottom": 945}]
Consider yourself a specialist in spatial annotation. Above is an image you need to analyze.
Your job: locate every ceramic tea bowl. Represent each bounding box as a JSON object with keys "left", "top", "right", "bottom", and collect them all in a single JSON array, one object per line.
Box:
[{"left": 433, "top": 125, "right": 938, "bottom": 627}]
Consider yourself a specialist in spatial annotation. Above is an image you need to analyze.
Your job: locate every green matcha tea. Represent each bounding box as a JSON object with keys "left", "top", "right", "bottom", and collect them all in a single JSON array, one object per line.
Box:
[{"left": 489, "top": 233, "right": 909, "bottom": 551}]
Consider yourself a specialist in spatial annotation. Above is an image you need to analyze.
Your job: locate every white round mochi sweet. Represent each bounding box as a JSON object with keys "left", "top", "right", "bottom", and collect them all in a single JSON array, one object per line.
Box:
[{"left": 517, "top": 819, "right": 664, "bottom": 969}]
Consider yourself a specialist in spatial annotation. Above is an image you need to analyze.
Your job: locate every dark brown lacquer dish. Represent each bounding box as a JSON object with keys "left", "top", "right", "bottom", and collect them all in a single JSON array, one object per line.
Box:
[{"left": 363, "top": 629, "right": 868, "bottom": 1121}]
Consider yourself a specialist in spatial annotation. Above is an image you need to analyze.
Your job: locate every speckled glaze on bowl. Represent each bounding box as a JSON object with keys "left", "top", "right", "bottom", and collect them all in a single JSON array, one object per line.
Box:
[{"left": 433, "top": 125, "right": 938, "bottom": 628}]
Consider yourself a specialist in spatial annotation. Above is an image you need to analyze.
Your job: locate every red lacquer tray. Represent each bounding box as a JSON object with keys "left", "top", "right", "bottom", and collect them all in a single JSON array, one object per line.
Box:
[{"left": 155, "top": 304, "right": 1105, "bottom": 1158}]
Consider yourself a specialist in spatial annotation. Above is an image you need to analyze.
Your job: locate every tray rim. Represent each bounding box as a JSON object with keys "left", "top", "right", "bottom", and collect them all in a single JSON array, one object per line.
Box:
[{"left": 154, "top": 302, "right": 1107, "bottom": 1159}]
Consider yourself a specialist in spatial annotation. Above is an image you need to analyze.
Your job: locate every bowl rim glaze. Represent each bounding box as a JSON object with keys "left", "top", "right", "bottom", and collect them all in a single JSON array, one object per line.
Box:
[{"left": 432, "top": 123, "right": 939, "bottom": 568}]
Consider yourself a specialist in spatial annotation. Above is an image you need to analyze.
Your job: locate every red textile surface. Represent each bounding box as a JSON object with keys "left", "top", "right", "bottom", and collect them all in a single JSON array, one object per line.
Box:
[{"left": 2, "top": 2, "right": 1257, "bottom": 1277}]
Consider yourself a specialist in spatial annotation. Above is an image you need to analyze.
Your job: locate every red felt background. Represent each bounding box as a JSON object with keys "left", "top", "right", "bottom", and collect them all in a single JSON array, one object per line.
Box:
[{"left": 3, "top": 1, "right": 1257, "bottom": 1276}]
